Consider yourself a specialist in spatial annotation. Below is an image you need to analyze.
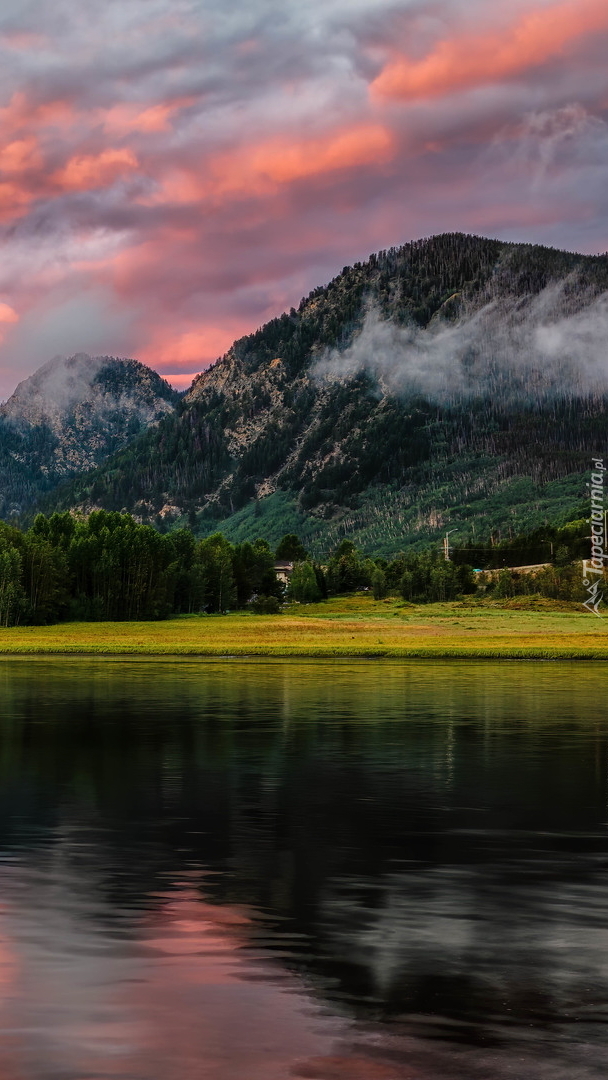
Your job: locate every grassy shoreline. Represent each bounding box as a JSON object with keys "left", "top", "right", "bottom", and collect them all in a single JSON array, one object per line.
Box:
[{"left": 0, "top": 597, "right": 606, "bottom": 659}]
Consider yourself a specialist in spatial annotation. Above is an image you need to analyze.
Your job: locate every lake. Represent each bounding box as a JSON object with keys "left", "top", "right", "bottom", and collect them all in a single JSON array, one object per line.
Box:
[{"left": 0, "top": 657, "right": 606, "bottom": 1079}]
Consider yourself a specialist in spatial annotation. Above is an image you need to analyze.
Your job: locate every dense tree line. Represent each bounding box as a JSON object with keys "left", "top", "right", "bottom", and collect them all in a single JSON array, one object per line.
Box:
[
  {"left": 0, "top": 514, "right": 474, "bottom": 624},
  {"left": 0, "top": 511, "right": 594, "bottom": 627},
  {"left": 0, "top": 512, "right": 285, "bottom": 625},
  {"left": 488, "top": 564, "right": 586, "bottom": 603}
]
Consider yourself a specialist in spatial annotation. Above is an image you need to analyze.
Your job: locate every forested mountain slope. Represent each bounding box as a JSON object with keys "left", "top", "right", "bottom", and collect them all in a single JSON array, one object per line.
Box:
[
  {"left": 41, "top": 235, "right": 608, "bottom": 554},
  {"left": 0, "top": 354, "right": 179, "bottom": 518}
]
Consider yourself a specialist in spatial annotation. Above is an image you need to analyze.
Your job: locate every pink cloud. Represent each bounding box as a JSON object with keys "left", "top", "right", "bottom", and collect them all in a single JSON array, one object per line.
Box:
[
  {"left": 372, "top": 0, "right": 608, "bottom": 101},
  {"left": 52, "top": 148, "right": 139, "bottom": 192},
  {"left": 0, "top": 137, "right": 42, "bottom": 174},
  {"left": 142, "top": 123, "right": 396, "bottom": 209},
  {"left": 0, "top": 303, "right": 19, "bottom": 324},
  {"left": 100, "top": 98, "right": 197, "bottom": 135},
  {"left": 0, "top": 181, "right": 34, "bottom": 222},
  {"left": 140, "top": 324, "right": 250, "bottom": 373}
]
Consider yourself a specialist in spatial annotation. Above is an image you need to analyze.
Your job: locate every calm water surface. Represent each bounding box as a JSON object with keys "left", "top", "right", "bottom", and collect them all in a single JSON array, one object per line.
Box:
[{"left": 0, "top": 658, "right": 607, "bottom": 1079}]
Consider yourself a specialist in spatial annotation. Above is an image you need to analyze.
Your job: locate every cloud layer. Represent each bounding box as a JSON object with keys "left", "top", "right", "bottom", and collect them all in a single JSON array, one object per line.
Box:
[
  {"left": 314, "top": 286, "right": 608, "bottom": 404},
  {"left": 0, "top": 0, "right": 607, "bottom": 397}
]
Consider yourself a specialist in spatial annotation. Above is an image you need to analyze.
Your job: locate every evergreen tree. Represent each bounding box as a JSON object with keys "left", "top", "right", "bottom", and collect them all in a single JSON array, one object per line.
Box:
[
  {"left": 371, "top": 567, "right": 387, "bottom": 600},
  {"left": 198, "top": 533, "right": 237, "bottom": 613},
  {"left": 326, "top": 540, "right": 371, "bottom": 594},
  {"left": 275, "top": 534, "right": 308, "bottom": 561},
  {"left": 22, "top": 532, "right": 68, "bottom": 623},
  {"left": 288, "top": 562, "right": 321, "bottom": 603},
  {"left": 0, "top": 546, "right": 25, "bottom": 626}
]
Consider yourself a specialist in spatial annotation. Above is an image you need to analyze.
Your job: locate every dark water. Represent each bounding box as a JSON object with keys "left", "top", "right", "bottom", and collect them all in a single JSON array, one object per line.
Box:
[{"left": 0, "top": 658, "right": 607, "bottom": 1079}]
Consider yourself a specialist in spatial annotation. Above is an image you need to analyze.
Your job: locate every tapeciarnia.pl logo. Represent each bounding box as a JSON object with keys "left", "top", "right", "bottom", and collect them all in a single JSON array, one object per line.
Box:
[{"left": 582, "top": 457, "right": 606, "bottom": 616}]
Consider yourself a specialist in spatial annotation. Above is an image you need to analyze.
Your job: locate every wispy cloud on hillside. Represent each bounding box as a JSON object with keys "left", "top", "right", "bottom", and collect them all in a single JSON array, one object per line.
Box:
[{"left": 314, "top": 286, "right": 608, "bottom": 403}]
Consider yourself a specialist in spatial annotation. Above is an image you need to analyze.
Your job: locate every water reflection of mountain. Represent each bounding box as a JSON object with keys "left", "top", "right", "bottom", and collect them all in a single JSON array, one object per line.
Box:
[{"left": 0, "top": 658, "right": 607, "bottom": 1060}]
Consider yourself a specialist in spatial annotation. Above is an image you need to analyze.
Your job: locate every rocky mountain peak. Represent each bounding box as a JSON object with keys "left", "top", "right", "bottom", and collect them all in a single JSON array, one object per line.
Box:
[
  {"left": 0, "top": 354, "right": 180, "bottom": 517},
  {"left": 2, "top": 353, "right": 177, "bottom": 431}
]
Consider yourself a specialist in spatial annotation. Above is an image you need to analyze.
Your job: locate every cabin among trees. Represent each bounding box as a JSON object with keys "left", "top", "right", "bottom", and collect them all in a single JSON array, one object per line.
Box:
[{"left": 274, "top": 561, "right": 294, "bottom": 584}]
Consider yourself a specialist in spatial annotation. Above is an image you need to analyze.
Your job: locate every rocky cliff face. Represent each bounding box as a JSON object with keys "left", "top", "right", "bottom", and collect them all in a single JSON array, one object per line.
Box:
[{"left": 0, "top": 354, "right": 179, "bottom": 517}]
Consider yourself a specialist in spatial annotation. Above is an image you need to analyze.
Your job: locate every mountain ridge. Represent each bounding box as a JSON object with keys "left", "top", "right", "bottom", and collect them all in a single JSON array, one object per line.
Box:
[{"left": 20, "top": 233, "right": 608, "bottom": 553}]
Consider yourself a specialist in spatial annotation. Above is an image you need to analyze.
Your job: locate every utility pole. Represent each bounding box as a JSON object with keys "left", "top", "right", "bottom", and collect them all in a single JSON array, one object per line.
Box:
[{"left": 443, "top": 530, "right": 455, "bottom": 561}]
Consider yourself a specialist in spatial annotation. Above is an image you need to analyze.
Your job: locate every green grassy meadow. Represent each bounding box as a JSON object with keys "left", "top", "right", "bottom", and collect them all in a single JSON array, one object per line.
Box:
[{"left": 0, "top": 596, "right": 606, "bottom": 658}]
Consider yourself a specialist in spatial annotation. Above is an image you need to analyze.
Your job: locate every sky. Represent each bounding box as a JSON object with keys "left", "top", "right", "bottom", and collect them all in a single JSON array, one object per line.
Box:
[{"left": 0, "top": 0, "right": 607, "bottom": 399}]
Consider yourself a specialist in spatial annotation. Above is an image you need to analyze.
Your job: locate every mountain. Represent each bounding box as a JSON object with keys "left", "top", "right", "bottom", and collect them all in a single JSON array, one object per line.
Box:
[
  {"left": 0, "top": 354, "right": 179, "bottom": 518},
  {"left": 34, "top": 235, "right": 608, "bottom": 553}
]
